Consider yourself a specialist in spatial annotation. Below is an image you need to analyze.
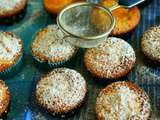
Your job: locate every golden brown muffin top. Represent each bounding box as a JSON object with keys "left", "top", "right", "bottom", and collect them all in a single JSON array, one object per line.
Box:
[
  {"left": 31, "top": 25, "right": 77, "bottom": 63},
  {"left": 0, "top": 80, "right": 10, "bottom": 116},
  {"left": 0, "top": 32, "right": 23, "bottom": 71},
  {"left": 141, "top": 26, "right": 160, "bottom": 62},
  {"left": 84, "top": 37, "right": 136, "bottom": 79},
  {"left": 96, "top": 81, "right": 151, "bottom": 120},
  {"left": 0, "top": 0, "right": 27, "bottom": 17},
  {"left": 36, "top": 68, "right": 87, "bottom": 114}
]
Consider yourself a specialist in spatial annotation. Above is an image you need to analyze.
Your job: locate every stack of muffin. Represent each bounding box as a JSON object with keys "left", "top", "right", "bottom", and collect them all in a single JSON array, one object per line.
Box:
[{"left": 0, "top": 0, "right": 159, "bottom": 119}]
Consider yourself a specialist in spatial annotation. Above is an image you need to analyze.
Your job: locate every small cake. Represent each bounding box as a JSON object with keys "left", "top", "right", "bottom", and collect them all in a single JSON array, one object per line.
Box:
[
  {"left": 0, "top": 0, "right": 27, "bottom": 18},
  {"left": 100, "top": 0, "right": 118, "bottom": 8},
  {"left": 96, "top": 81, "right": 151, "bottom": 120},
  {"left": 84, "top": 37, "right": 136, "bottom": 79},
  {"left": 0, "top": 32, "right": 23, "bottom": 76},
  {"left": 0, "top": 80, "right": 10, "bottom": 116},
  {"left": 100, "top": 0, "right": 141, "bottom": 36},
  {"left": 35, "top": 68, "right": 87, "bottom": 115},
  {"left": 31, "top": 25, "right": 77, "bottom": 67},
  {"left": 90, "top": 6, "right": 113, "bottom": 33},
  {"left": 141, "top": 26, "right": 160, "bottom": 62},
  {"left": 44, "top": 0, "right": 84, "bottom": 15}
]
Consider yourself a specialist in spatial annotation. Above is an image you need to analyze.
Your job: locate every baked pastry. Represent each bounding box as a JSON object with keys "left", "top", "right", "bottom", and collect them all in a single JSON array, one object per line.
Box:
[
  {"left": 0, "top": 32, "right": 23, "bottom": 76},
  {"left": 84, "top": 37, "right": 136, "bottom": 79},
  {"left": 31, "top": 25, "right": 77, "bottom": 67},
  {"left": 0, "top": 80, "right": 10, "bottom": 116},
  {"left": 90, "top": 6, "right": 113, "bottom": 34},
  {"left": 141, "top": 26, "right": 160, "bottom": 62},
  {"left": 100, "top": 0, "right": 118, "bottom": 8},
  {"left": 44, "top": 0, "right": 84, "bottom": 15},
  {"left": 100, "top": 0, "right": 141, "bottom": 36},
  {"left": 96, "top": 81, "right": 151, "bottom": 120},
  {"left": 36, "top": 68, "right": 87, "bottom": 116},
  {"left": 0, "top": 0, "right": 27, "bottom": 18}
]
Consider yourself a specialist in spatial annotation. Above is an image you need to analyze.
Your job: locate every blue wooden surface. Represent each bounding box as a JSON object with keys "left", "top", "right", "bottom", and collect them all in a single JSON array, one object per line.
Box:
[{"left": 0, "top": 0, "right": 160, "bottom": 119}]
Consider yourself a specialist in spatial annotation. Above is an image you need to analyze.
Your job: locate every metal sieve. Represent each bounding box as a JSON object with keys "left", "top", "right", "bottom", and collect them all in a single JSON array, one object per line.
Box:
[
  {"left": 57, "top": 2, "right": 115, "bottom": 48},
  {"left": 57, "top": 1, "right": 146, "bottom": 48}
]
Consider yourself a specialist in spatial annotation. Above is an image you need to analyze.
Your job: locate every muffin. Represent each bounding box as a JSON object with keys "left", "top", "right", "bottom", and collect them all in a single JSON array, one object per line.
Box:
[
  {"left": 36, "top": 68, "right": 87, "bottom": 116},
  {"left": 100, "top": 0, "right": 118, "bottom": 8},
  {"left": 0, "top": 32, "right": 23, "bottom": 76},
  {"left": 96, "top": 81, "right": 151, "bottom": 120},
  {"left": 44, "top": 0, "right": 85, "bottom": 15},
  {"left": 31, "top": 25, "right": 77, "bottom": 67},
  {"left": 90, "top": 5, "right": 113, "bottom": 34},
  {"left": 0, "top": 80, "right": 10, "bottom": 116},
  {"left": 141, "top": 26, "right": 160, "bottom": 63},
  {"left": 0, "top": 0, "right": 27, "bottom": 18},
  {"left": 111, "top": 6, "right": 140, "bottom": 36},
  {"left": 100, "top": 0, "right": 141, "bottom": 36},
  {"left": 84, "top": 37, "right": 136, "bottom": 79}
]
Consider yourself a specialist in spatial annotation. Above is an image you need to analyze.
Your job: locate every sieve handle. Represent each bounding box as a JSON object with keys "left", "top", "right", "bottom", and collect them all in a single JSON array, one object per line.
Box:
[
  {"left": 109, "top": 3, "right": 121, "bottom": 11},
  {"left": 108, "top": 0, "right": 146, "bottom": 11}
]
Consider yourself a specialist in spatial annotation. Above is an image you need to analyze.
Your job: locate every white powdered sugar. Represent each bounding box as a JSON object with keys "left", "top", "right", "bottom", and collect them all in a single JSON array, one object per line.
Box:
[
  {"left": 0, "top": 0, "right": 21, "bottom": 11},
  {"left": 31, "top": 25, "right": 77, "bottom": 62},
  {"left": 141, "top": 26, "right": 160, "bottom": 61},
  {"left": 85, "top": 37, "right": 136, "bottom": 79},
  {"left": 0, "top": 32, "right": 22, "bottom": 61},
  {"left": 118, "top": 86, "right": 141, "bottom": 119},
  {"left": 88, "top": 37, "right": 135, "bottom": 68},
  {"left": 0, "top": 80, "right": 9, "bottom": 112},
  {"left": 0, "top": 89, "right": 3, "bottom": 101},
  {"left": 96, "top": 82, "right": 151, "bottom": 120},
  {"left": 36, "top": 68, "right": 87, "bottom": 113}
]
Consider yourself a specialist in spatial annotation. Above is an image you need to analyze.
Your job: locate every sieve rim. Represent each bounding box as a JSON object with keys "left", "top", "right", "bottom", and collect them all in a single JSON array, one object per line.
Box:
[{"left": 57, "top": 2, "right": 115, "bottom": 40}]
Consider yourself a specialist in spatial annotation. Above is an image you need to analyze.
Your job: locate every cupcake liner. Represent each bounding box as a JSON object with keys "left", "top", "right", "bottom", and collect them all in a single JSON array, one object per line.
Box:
[
  {"left": 30, "top": 25, "right": 79, "bottom": 69},
  {"left": 31, "top": 48, "right": 79, "bottom": 69},
  {"left": 46, "top": 85, "right": 87, "bottom": 118},
  {"left": 0, "top": 12, "right": 26, "bottom": 25},
  {"left": 32, "top": 55, "right": 70, "bottom": 69},
  {"left": 0, "top": 6, "right": 26, "bottom": 25},
  {"left": 48, "top": 49, "right": 79, "bottom": 68},
  {"left": 0, "top": 54, "right": 23, "bottom": 78}
]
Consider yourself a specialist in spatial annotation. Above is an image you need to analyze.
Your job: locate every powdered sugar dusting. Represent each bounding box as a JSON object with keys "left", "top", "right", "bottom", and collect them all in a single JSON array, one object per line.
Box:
[
  {"left": 0, "top": 32, "right": 22, "bottom": 61},
  {"left": 31, "top": 25, "right": 77, "bottom": 62},
  {"left": 36, "top": 68, "right": 87, "bottom": 114},
  {"left": 85, "top": 37, "right": 136, "bottom": 79},
  {"left": 141, "top": 26, "right": 160, "bottom": 61},
  {"left": 0, "top": 80, "right": 9, "bottom": 113},
  {"left": 96, "top": 82, "right": 151, "bottom": 120},
  {"left": 0, "top": 0, "right": 21, "bottom": 11},
  {"left": 0, "top": 89, "right": 2, "bottom": 100}
]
